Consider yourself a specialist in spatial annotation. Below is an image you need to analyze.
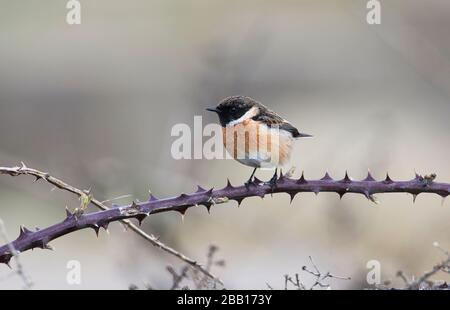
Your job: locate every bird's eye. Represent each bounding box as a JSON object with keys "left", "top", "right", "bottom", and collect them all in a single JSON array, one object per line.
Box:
[{"left": 231, "top": 107, "right": 236, "bottom": 112}]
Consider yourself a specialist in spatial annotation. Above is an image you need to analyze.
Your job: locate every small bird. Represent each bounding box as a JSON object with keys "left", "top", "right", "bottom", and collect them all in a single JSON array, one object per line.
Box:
[{"left": 207, "top": 96, "right": 311, "bottom": 187}]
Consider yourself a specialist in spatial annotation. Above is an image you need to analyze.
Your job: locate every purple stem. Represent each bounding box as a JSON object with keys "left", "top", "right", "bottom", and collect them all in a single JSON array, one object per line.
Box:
[{"left": 1, "top": 172, "right": 449, "bottom": 264}]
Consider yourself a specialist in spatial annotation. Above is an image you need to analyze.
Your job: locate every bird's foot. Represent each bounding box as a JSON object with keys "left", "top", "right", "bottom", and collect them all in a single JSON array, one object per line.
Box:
[
  {"left": 245, "top": 177, "right": 253, "bottom": 190},
  {"left": 265, "top": 169, "right": 278, "bottom": 192},
  {"left": 245, "top": 168, "right": 258, "bottom": 190}
]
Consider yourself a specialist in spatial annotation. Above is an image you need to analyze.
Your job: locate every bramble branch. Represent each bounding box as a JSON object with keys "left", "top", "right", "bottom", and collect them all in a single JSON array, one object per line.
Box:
[
  {"left": 0, "top": 168, "right": 449, "bottom": 271},
  {"left": 0, "top": 218, "right": 32, "bottom": 289},
  {"left": 0, "top": 163, "right": 220, "bottom": 284}
]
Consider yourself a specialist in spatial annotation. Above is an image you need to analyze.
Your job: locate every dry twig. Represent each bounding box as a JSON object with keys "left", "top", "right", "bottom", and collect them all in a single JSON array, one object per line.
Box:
[
  {"left": 0, "top": 163, "right": 221, "bottom": 284},
  {"left": 277, "top": 256, "right": 350, "bottom": 290},
  {"left": 406, "top": 242, "right": 450, "bottom": 290},
  {"left": 130, "top": 245, "right": 225, "bottom": 290}
]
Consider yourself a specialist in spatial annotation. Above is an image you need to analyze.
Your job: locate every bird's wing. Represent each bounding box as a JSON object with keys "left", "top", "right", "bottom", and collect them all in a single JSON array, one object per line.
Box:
[
  {"left": 252, "top": 109, "right": 302, "bottom": 138},
  {"left": 251, "top": 109, "right": 284, "bottom": 125}
]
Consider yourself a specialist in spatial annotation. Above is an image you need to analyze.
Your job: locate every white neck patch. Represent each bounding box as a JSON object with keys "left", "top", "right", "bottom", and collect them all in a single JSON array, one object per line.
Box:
[{"left": 227, "top": 106, "right": 259, "bottom": 126}]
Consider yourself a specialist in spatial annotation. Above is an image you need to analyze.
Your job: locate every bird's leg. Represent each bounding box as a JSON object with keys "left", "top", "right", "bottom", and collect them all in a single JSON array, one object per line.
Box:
[
  {"left": 266, "top": 168, "right": 278, "bottom": 191},
  {"left": 245, "top": 167, "right": 258, "bottom": 189}
]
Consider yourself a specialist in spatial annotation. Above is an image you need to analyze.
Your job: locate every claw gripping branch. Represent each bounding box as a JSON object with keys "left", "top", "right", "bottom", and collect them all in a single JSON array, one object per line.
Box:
[{"left": 0, "top": 171, "right": 449, "bottom": 264}]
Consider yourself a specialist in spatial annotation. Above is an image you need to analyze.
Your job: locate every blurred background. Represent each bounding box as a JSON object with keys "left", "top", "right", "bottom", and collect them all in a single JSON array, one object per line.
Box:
[{"left": 0, "top": 0, "right": 449, "bottom": 289}]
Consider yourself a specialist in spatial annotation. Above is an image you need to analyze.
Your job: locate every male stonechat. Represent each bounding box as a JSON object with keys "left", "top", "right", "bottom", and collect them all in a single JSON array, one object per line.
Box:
[{"left": 207, "top": 95, "right": 312, "bottom": 187}]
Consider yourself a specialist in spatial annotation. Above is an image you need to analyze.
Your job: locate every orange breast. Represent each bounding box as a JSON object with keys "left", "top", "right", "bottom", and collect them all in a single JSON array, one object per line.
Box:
[{"left": 221, "top": 120, "right": 292, "bottom": 167}]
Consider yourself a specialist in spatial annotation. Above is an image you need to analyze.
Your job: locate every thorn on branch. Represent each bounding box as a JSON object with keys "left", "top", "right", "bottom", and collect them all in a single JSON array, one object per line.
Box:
[{"left": 340, "top": 171, "right": 352, "bottom": 183}]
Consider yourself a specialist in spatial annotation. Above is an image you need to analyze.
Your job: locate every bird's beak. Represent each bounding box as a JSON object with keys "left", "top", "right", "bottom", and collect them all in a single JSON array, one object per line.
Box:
[
  {"left": 206, "top": 107, "right": 220, "bottom": 113},
  {"left": 298, "top": 133, "right": 313, "bottom": 138}
]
